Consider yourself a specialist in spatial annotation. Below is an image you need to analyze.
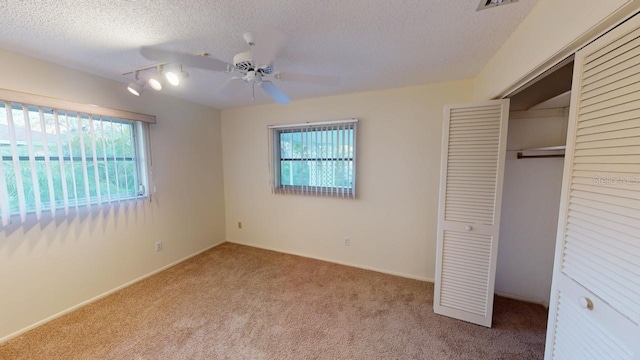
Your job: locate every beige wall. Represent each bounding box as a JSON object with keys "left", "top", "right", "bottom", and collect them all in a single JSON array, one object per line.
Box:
[
  {"left": 474, "top": 0, "right": 640, "bottom": 100},
  {"left": 0, "top": 49, "right": 226, "bottom": 340},
  {"left": 5, "top": 0, "right": 637, "bottom": 341},
  {"left": 221, "top": 80, "right": 474, "bottom": 281},
  {"left": 496, "top": 111, "right": 569, "bottom": 306}
]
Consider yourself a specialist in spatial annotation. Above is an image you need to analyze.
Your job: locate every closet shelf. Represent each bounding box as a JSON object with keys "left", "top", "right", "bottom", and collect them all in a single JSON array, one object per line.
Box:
[{"left": 517, "top": 145, "right": 565, "bottom": 159}]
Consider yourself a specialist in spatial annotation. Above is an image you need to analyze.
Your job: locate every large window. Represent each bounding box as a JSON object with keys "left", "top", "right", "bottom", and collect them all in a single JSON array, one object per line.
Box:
[
  {"left": 0, "top": 100, "right": 150, "bottom": 225},
  {"left": 268, "top": 119, "right": 357, "bottom": 198}
]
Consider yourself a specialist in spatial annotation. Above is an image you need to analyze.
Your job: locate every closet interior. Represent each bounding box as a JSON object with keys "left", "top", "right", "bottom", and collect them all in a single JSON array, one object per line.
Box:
[{"left": 496, "top": 60, "right": 574, "bottom": 307}]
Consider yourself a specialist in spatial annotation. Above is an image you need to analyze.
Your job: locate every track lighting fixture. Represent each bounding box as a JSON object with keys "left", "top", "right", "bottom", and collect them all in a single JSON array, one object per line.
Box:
[
  {"left": 146, "top": 66, "right": 163, "bottom": 91},
  {"left": 127, "top": 72, "right": 146, "bottom": 96},
  {"left": 124, "top": 62, "right": 190, "bottom": 96},
  {"left": 148, "top": 78, "right": 162, "bottom": 91},
  {"left": 164, "top": 64, "right": 189, "bottom": 86}
]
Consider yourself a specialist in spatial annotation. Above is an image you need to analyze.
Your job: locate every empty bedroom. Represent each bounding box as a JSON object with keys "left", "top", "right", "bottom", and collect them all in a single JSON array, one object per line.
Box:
[{"left": 1, "top": 0, "right": 639, "bottom": 359}]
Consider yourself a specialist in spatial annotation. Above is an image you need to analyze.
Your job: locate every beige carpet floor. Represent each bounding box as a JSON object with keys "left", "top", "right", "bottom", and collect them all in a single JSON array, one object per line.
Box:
[{"left": 0, "top": 243, "right": 548, "bottom": 359}]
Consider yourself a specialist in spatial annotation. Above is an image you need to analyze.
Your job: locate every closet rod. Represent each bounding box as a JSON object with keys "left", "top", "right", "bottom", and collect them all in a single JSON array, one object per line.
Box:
[{"left": 517, "top": 153, "right": 565, "bottom": 159}]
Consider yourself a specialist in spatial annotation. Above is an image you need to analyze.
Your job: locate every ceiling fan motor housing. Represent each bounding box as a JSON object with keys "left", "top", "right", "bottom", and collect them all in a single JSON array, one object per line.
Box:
[{"left": 233, "top": 51, "right": 273, "bottom": 74}]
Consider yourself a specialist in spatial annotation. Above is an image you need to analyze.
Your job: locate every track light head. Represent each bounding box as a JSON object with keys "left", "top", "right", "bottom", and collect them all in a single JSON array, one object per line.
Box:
[
  {"left": 127, "top": 81, "right": 143, "bottom": 96},
  {"left": 148, "top": 78, "right": 162, "bottom": 91},
  {"left": 165, "top": 71, "right": 179, "bottom": 86},
  {"left": 147, "top": 66, "right": 163, "bottom": 91},
  {"left": 164, "top": 64, "right": 189, "bottom": 86},
  {"left": 127, "top": 72, "right": 146, "bottom": 96}
]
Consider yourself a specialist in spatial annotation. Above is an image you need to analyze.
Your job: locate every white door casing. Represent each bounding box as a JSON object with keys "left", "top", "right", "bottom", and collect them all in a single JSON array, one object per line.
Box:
[
  {"left": 434, "top": 99, "right": 510, "bottom": 328},
  {"left": 545, "top": 14, "right": 640, "bottom": 360}
]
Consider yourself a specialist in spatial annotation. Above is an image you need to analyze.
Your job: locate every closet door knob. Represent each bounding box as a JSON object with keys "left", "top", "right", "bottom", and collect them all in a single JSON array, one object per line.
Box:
[
  {"left": 464, "top": 225, "right": 472, "bottom": 231},
  {"left": 579, "top": 297, "right": 594, "bottom": 310}
]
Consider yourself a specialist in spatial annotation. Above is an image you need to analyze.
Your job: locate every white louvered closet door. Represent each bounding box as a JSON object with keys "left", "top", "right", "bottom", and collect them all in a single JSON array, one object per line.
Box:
[
  {"left": 434, "top": 99, "right": 509, "bottom": 327},
  {"left": 545, "top": 14, "right": 640, "bottom": 360}
]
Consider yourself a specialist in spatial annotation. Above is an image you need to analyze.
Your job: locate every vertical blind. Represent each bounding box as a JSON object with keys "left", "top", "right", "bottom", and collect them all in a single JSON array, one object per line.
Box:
[
  {"left": 0, "top": 100, "right": 148, "bottom": 226},
  {"left": 268, "top": 119, "right": 358, "bottom": 198}
]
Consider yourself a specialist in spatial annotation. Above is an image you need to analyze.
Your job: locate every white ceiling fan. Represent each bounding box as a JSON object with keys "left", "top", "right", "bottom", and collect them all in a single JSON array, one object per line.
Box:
[{"left": 139, "top": 26, "right": 339, "bottom": 105}]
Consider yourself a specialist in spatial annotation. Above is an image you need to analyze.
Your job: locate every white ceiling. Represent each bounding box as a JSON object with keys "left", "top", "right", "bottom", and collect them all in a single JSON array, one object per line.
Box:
[{"left": 0, "top": 0, "right": 538, "bottom": 109}]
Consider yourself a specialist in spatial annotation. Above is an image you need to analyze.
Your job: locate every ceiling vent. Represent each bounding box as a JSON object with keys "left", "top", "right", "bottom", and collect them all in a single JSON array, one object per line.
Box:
[{"left": 477, "top": 0, "right": 518, "bottom": 11}]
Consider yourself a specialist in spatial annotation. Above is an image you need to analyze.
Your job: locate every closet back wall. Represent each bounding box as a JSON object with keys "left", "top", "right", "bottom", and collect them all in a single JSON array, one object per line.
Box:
[{"left": 496, "top": 112, "right": 568, "bottom": 306}]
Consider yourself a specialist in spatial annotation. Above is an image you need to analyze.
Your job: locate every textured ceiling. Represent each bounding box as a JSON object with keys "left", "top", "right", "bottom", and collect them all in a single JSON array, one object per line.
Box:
[{"left": 0, "top": 0, "right": 539, "bottom": 109}]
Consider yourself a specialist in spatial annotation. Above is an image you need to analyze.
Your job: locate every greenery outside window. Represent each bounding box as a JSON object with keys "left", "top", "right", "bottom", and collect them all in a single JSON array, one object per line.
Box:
[
  {"left": 268, "top": 119, "right": 358, "bottom": 198},
  {"left": 0, "top": 100, "right": 150, "bottom": 225}
]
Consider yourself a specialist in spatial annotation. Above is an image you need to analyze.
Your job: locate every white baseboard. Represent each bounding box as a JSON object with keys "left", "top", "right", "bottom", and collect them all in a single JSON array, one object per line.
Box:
[
  {"left": 227, "top": 240, "right": 434, "bottom": 283},
  {"left": 495, "top": 291, "right": 549, "bottom": 308},
  {"left": 0, "top": 240, "right": 226, "bottom": 345}
]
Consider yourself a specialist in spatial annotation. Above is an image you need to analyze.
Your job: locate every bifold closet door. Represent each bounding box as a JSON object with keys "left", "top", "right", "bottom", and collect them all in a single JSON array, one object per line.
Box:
[
  {"left": 434, "top": 99, "right": 509, "bottom": 328},
  {"left": 544, "top": 14, "right": 640, "bottom": 360}
]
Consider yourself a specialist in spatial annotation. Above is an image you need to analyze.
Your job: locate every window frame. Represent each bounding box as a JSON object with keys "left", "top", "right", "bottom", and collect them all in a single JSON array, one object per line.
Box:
[
  {"left": 0, "top": 89, "right": 154, "bottom": 224},
  {"left": 268, "top": 119, "right": 358, "bottom": 198}
]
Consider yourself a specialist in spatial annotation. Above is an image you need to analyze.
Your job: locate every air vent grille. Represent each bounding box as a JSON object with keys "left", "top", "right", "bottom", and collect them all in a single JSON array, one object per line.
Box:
[{"left": 477, "top": 0, "right": 518, "bottom": 11}]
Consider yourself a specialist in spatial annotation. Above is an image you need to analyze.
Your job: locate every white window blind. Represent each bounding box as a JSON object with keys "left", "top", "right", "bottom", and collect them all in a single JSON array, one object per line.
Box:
[
  {"left": 0, "top": 100, "right": 151, "bottom": 226},
  {"left": 268, "top": 119, "right": 358, "bottom": 198}
]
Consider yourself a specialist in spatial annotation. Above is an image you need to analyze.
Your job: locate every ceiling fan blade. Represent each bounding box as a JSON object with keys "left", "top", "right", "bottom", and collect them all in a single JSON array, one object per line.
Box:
[
  {"left": 140, "top": 46, "right": 229, "bottom": 72},
  {"left": 259, "top": 81, "right": 291, "bottom": 104},
  {"left": 252, "top": 26, "right": 287, "bottom": 68},
  {"left": 276, "top": 72, "right": 340, "bottom": 86},
  {"left": 217, "top": 77, "right": 246, "bottom": 97}
]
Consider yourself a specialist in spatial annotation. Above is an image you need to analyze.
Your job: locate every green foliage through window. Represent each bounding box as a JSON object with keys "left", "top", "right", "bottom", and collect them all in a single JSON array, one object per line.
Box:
[
  {"left": 271, "top": 120, "right": 357, "bottom": 197},
  {"left": 0, "top": 101, "right": 145, "bottom": 219}
]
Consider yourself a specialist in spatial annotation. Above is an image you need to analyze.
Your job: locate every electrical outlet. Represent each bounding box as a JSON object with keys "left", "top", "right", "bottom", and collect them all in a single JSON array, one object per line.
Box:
[
  {"left": 344, "top": 237, "right": 350, "bottom": 246},
  {"left": 155, "top": 241, "right": 163, "bottom": 252},
  {"left": 238, "top": 222, "right": 242, "bottom": 229}
]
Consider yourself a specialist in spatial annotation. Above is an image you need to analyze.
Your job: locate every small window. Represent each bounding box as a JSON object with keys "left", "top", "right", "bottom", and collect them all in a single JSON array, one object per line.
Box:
[
  {"left": 0, "top": 101, "right": 149, "bottom": 224},
  {"left": 268, "top": 119, "right": 358, "bottom": 198}
]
